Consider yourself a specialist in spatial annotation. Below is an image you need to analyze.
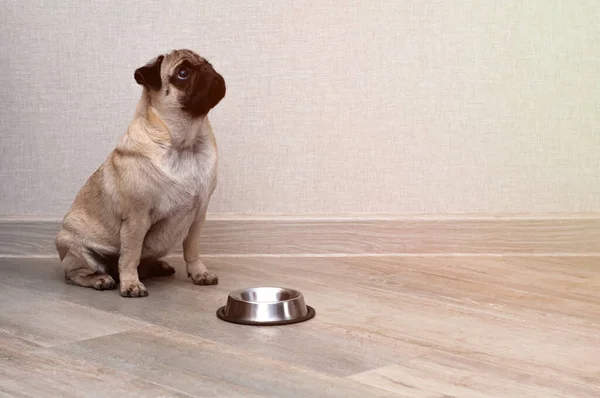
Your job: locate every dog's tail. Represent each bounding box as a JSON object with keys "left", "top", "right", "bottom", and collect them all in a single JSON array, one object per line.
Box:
[{"left": 55, "top": 229, "right": 70, "bottom": 261}]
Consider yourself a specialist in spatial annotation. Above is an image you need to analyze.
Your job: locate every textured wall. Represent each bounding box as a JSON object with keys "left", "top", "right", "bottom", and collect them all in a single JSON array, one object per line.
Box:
[{"left": 1, "top": 1, "right": 599, "bottom": 215}]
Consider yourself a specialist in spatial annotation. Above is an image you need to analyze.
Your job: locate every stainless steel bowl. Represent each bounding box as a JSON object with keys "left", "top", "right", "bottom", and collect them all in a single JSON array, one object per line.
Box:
[{"left": 216, "top": 287, "right": 316, "bottom": 326}]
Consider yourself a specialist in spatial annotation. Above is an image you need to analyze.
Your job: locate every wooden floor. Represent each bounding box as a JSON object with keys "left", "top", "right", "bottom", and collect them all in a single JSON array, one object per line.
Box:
[{"left": 0, "top": 255, "right": 599, "bottom": 397}]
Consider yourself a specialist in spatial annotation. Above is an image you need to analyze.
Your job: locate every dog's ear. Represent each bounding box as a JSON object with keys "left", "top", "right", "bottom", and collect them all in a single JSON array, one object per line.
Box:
[{"left": 134, "top": 55, "right": 164, "bottom": 91}]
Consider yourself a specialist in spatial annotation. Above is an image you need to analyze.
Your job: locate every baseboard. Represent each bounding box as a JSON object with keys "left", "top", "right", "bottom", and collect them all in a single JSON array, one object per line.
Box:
[{"left": 1, "top": 214, "right": 599, "bottom": 257}]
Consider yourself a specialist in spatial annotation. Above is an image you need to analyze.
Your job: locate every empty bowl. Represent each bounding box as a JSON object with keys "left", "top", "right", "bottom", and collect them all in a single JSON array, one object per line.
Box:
[{"left": 216, "top": 287, "right": 316, "bottom": 326}]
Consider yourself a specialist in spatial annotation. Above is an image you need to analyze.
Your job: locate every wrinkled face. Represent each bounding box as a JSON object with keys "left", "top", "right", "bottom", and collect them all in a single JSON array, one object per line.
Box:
[{"left": 134, "top": 49, "right": 226, "bottom": 117}]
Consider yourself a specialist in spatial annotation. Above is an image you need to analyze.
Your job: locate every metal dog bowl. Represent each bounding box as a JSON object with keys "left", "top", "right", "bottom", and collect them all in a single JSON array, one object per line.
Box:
[{"left": 216, "top": 287, "right": 316, "bottom": 326}]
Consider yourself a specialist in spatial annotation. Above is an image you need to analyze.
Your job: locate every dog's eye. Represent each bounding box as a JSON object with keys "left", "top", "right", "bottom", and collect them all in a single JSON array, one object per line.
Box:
[{"left": 177, "top": 67, "right": 190, "bottom": 79}]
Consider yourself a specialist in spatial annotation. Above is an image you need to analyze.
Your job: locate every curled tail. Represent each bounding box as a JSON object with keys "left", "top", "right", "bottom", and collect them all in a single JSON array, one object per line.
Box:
[{"left": 55, "top": 229, "right": 70, "bottom": 261}]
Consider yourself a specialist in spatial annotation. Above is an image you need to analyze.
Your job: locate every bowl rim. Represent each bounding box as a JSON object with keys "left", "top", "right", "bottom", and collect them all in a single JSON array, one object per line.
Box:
[{"left": 228, "top": 286, "right": 304, "bottom": 304}]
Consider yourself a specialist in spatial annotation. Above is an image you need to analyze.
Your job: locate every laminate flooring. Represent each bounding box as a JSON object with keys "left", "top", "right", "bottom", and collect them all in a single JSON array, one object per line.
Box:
[{"left": 0, "top": 255, "right": 599, "bottom": 397}]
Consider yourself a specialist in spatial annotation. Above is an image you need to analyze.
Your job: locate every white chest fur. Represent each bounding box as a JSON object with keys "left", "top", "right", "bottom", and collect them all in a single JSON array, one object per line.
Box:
[{"left": 153, "top": 141, "right": 217, "bottom": 218}]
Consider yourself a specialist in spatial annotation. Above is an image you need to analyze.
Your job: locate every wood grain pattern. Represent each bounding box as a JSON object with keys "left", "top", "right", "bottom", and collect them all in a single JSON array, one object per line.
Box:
[
  {"left": 348, "top": 354, "right": 600, "bottom": 398},
  {"left": 0, "top": 285, "right": 145, "bottom": 347},
  {"left": 1, "top": 215, "right": 600, "bottom": 256},
  {"left": 0, "top": 332, "right": 191, "bottom": 398},
  {"left": 1, "top": 256, "right": 599, "bottom": 397},
  {"left": 0, "top": 257, "right": 427, "bottom": 377},
  {"left": 42, "top": 327, "right": 397, "bottom": 398}
]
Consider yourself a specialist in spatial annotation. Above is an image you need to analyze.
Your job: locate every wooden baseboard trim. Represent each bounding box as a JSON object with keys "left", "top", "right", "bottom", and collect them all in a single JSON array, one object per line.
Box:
[{"left": 1, "top": 215, "right": 599, "bottom": 257}]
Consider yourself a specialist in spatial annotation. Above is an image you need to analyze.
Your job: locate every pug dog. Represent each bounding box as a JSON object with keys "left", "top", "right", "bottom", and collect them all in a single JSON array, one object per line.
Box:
[{"left": 55, "top": 49, "right": 226, "bottom": 297}]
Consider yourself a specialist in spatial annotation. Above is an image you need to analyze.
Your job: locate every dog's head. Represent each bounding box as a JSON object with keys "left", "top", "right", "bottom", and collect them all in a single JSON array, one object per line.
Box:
[{"left": 134, "top": 49, "right": 226, "bottom": 118}]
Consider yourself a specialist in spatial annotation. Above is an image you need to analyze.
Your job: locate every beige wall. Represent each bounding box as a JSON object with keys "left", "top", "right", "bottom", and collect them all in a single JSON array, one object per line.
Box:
[{"left": 1, "top": 1, "right": 599, "bottom": 216}]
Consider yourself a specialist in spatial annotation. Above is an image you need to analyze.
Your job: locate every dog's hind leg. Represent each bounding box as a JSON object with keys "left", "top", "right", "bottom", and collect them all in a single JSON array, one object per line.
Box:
[{"left": 63, "top": 251, "right": 116, "bottom": 290}]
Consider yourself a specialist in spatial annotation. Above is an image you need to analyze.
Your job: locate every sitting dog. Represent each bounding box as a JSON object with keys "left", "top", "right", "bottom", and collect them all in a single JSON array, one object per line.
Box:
[{"left": 55, "top": 49, "right": 226, "bottom": 297}]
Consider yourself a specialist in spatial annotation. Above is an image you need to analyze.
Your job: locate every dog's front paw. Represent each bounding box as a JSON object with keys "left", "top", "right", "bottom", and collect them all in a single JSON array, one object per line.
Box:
[
  {"left": 189, "top": 271, "right": 219, "bottom": 286},
  {"left": 120, "top": 281, "right": 148, "bottom": 297}
]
